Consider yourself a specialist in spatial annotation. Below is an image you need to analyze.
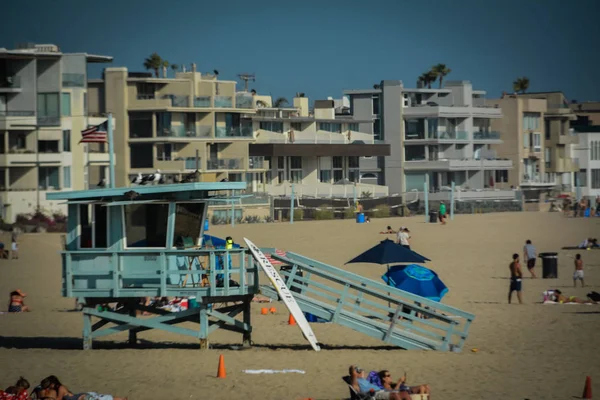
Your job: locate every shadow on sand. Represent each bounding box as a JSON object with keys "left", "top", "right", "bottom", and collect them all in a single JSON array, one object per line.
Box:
[{"left": 0, "top": 336, "right": 403, "bottom": 352}]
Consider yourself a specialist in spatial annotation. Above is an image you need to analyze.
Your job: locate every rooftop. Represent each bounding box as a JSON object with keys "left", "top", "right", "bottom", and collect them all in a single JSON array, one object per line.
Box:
[
  {"left": 0, "top": 45, "right": 112, "bottom": 63},
  {"left": 46, "top": 182, "right": 246, "bottom": 201}
]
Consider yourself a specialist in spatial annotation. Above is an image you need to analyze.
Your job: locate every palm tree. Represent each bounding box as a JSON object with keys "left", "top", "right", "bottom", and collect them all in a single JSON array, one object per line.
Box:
[
  {"left": 255, "top": 100, "right": 268, "bottom": 108},
  {"left": 161, "top": 60, "right": 169, "bottom": 78},
  {"left": 143, "top": 53, "right": 163, "bottom": 78},
  {"left": 273, "top": 97, "right": 289, "bottom": 108},
  {"left": 432, "top": 64, "right": 451, "bottom": 88},
  {"left": 418, "top": 71, "right": 437, "bottom": 89},
  {"left": 171, "top": 64, "right": 179, "bottom": 77},
  {"left": 513, "top": 77, "right": 530, "bottom": 94},
  {"left": 417, "top": 73, "right": 427, "bottom": 87}
]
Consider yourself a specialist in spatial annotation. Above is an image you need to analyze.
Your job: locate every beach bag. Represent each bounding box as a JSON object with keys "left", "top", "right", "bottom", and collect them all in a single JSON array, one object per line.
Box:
[
  {"left": 587, "top": 291, "right": 600, "bottom": 302},
  {"left": 367, "top": 371, "right": 384, "bottom": 389}
]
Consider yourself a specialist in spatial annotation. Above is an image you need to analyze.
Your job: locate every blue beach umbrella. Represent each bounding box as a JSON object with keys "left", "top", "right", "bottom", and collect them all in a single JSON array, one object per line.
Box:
[
  {"left": 346, "top": 239, "right": 431, "bottom": 265},
  {"left": 382, "top": 264, "right": 448, "bottom": 302}
]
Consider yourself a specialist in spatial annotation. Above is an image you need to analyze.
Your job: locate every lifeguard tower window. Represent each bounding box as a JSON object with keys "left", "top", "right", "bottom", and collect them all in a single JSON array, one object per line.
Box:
[
  {"left": 79, "top": 204, "right": 107, "bottom": 248},
  {"left": 173, "top": 202, "right": 205, "bottom": 248},
  {"left": 124, "top": 204, "right": 169, "bottom": 247}
]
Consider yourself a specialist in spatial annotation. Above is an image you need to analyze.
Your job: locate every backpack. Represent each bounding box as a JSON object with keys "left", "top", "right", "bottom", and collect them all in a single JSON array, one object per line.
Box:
[{"left": 587, "top": 291, "right": 600, "bottom": 302}]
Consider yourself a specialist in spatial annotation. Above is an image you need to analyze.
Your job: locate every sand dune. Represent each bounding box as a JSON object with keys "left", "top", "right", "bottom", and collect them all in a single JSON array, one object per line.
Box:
[{"left": 1, "top": 212, "right": 599, "bottom": 400}]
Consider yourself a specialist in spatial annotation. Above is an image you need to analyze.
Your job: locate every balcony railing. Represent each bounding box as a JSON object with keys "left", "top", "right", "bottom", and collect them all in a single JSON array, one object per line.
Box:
[
  {"left": 37, "top": 116, "right": 61, "bottom": 126},
  {"left": 405, "top": 131, "right": 469, "bottom": 140},
  {"left": 0, "top": 76, "right": 21, "bottom": 88},
  {"left": 207, "top": 157, "right": 243, "bottom": 170},
  {"left": 159, "top": 125, "right": 200, "bottom": 138},
  {"left": 249, "top": 156, "right": 266, "bottom": 169},
  {"left": 215, "top": 126, "right": 253, "bottom": 138},
  {"left": 214, "top": 96, "right": 233, "bottom": 108},
  {"left": 547, "top": 103, "right": 569, "bottom": 109},
  {"left": 169, "top": 95, "right": 189, "bottom": 107},
  {"left": 136, "top": 94, "right": 155, "bottom": 100},
  {"left": 236, "top": 96, "right": 253, "bottom": 109},
  {"left": 185, "top": 157, "right": 200, "bottom": 170},
  {"left": 0, "top": 111, "right": 35, "bottom": 117},
  {"left": 62, "top": 73, "right": 85, "bottom": 87},
  {"left": 473, "top": 131, "right": 501, "bottom": 140},
  {"left": 194, "top": 96, "right": 211, "bottom": 107}
]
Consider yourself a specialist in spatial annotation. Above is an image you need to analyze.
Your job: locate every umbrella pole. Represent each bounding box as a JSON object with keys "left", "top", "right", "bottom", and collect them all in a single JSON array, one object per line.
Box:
[{"left": 387, "top": 264, "right": 391, "bottom": 310}]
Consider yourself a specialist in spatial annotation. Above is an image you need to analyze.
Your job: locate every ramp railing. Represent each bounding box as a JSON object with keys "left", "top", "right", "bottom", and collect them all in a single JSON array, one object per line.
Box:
[{"left": 260, "top": 249, "right": 474, "bottom": 352}]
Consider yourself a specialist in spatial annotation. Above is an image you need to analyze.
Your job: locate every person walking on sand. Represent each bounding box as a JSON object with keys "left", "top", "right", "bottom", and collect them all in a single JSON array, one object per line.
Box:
[
  {"left": 574, "top": 254, "right": 585, "bottom": 287},
  {"left": 509, "top": 253, "right": 523, "bottom": 304},
  {"left": 10, "top": 229, "right": 18, "bottom": 260},
  {"left": 523, "top": 240, "right": 537, "bottom": 279},
  {"left": 439, "top": 202, "right": 447, "bottom": 225}
]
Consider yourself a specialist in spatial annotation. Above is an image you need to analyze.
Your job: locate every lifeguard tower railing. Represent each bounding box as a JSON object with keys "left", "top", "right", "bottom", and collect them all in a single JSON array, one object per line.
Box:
[
  {"left": 47, "top": 182, "right": 260, "bottom": 349},
  {"left": 260, "top": 249, "right": 474, "bottom": 352}
]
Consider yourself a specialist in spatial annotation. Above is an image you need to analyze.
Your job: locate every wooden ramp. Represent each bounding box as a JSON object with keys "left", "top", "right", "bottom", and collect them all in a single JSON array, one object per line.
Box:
[{"left": 259, "top": 249, "right": 474, "bottom": 352}]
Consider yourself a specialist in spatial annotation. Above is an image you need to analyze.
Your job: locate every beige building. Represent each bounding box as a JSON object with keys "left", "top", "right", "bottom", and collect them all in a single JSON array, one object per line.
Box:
[
  {"left": 89, "top": 65, "right": 262, "bottom": 186},
  {"left": 570, "top": 101, "right": 600, "bottom": 126},
  {"left": 518, "top": 92, "right": 578, "bottom": 190},
  {"left": 0, "top": 43, "right": 112, "bottom": 222}
]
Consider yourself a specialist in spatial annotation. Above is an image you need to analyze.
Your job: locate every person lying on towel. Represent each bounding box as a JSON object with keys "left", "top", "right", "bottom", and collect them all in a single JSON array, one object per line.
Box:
[{"left": 552, "top": 289, "right": 597, "bottom": 304}]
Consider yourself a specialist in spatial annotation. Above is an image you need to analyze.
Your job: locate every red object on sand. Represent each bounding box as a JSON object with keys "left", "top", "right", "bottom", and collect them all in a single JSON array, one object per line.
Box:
[{"left": 583, "top": 376, "right": 592, "bottom": 399}]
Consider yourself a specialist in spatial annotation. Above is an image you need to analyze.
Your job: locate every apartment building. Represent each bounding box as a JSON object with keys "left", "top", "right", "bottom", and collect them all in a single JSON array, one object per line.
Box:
[
  {"left": 344, "top": 80, "right": 512, "bottom": 194},
  {"left": 488, "top": 95, "right": 552, "bottom": 188},
  {"left": 573, "top": 125, "right": 600, "bottom": 198},
  {"left": 517, "top": 92, "right": 578, "bottom": 191},
  {"left": 248, "top": 96, "right": 390, "bottom": 197},
  {"left": 571, "top": 101, "right": 600, "bottom": 127},
  {"left": 90, "top": 65, "right": 261, "bottom": 186},
  {"left": 0, "top": 43, "right": 112, "bottom": 222}
]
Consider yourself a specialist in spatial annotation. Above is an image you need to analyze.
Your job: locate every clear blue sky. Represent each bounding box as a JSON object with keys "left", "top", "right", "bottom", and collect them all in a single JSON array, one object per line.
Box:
[{"left": 2, "top": 0, "right": 599, "bottom": 102}]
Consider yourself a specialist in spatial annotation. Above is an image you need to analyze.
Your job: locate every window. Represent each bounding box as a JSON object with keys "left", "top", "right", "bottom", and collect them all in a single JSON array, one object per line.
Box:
[
  {"left": 373, "top": 119, "right": 381, "bottom": 139},
  {"left": 63, "top": 166, "right": 71, "bottom": 188},
  {"left": 79, "top": 204, "right": 108, "bottom": 249},
  {"left": 129, "top": 143, "right": 153, "bottom": 168},
  {"left": 124, "top": 204, "right": 169, "bottom": 247},
  {"left": 318, "top": 122, "right": 342, "bottom": 133},
  {"left": 129, "top": 112, "right": 153, "bottom": 138},
  {"left": 318, "top": 156, "right": 331, "bottom": 183},
  {"left": 592, "top": 169, "right": 600, "bottom": 189},
  {"left": 348, "top": 156, "right": 359, "bottom": 169},
  {"left": 289, "top": 156, "right": 302, "bottom": 183},
  {"left": 172, "top": 203, "right": 206, "bottom": 247},
  {"left": 61, "top": 93, "right": 71, "bottom": 117},
  {"left": 38, "top": 167, "right": 59, "bottom": 189},
  {"left": 523, "top": 112, "right": 540, "bottom": 130},
  {"left": 576, "top": 169, "right": 587, "bottom": 187},
  {"left": 545, "top": 148, "right": 551, "bottom": 169},
  {"left": 523, "top": 132, "right": 530, "bottom": 148},
  {"left": 545, "top": 120, "right": 550, "bottom": 140},
  {"left": 591, "top": 141, "right": 600, "bottom": 161},
  {"left": 38, "top": 140, "right": 59, "bottom": 153},
  {"left": 495, "top": 170, "right": 509, "bottom": 183},
  {"left": 372, "top": 95, "right": 380, "bottom": 115},
  {"left": 259, "top": 121, "right": 283, "bottom": 133},
  {"left": 156, "top": 143, "right": 172, "bottom": 161},
  {"left": 291, "top": 122, "right": 302, "bottom": 131},
  {"left": 37, "top": 93, "right": 59, "bottom": 117},
  {"left": 63, "top": 130, "right": 71, "bottom": 152},
  {"left": 333, "top": 156, "right": 344, "bottom": 182},
  {"left": 277, "top": 156, "right": 285, "bottom": 183},
  {"left": 348, "top": 156, "right": 360, "bottom": 182},
  {"left": 532, "top": 132, "right": 541, "bottom": 152},
  {"left": 348, "top": 123, "right": 358, "bottom": 131}
]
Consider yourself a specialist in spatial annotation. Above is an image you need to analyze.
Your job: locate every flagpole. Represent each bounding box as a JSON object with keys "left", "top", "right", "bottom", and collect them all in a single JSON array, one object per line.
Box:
[{"left": 108, "top": 113, "right": 115, "bottom": 189}]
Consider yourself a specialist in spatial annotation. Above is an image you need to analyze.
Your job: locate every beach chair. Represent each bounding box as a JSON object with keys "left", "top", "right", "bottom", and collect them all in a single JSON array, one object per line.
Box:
[{"left": 342, "top": 376, "right": 375, "bottom": 400}]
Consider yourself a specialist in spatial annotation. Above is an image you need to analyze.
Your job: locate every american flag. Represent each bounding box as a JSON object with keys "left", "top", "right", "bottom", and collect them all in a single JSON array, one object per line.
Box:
[{"left": 80, "top": 122, "right": 108, "bottom": 143}]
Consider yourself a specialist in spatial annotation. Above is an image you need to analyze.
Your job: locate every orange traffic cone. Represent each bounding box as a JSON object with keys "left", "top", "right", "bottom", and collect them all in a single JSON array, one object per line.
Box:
[
  {"left": 288, "top": 314, "right": 296, "bottom": 325},
  {"left": 216, "top": 354, "right": 226, "bottom": 378},
  {"left": 582, "top": 376, "right": 592, "bottom": 399}
]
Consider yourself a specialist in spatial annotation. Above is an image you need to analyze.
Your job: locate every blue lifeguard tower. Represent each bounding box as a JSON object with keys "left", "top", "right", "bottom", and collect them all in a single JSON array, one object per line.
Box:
[{"left": 46, "top": 182, "right": 258, "bottom": 350}]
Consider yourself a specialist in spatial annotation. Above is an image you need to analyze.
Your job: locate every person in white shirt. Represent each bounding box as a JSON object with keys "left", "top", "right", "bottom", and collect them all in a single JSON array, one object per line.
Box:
[{"left": 396, "top": 227, "right": 411, "bottom": 250}]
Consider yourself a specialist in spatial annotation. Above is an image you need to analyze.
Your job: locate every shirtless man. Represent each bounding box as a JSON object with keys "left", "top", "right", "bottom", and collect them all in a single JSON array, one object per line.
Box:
[
  {"left": 574, "top": 254, "right": 585, "bottom": 287},
  {"left": 508, "top": 253, "right": 523, "bottom": 304}
]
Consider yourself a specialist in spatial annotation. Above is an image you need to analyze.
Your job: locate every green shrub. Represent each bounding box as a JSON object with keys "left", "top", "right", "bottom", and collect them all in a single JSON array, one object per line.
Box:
[
  {"left": 314, "top": 204, "right": 335, "bottom": 220},
  {"left": 360, "top": 191, "right": 372, "bottom": 198},
  {"left": 293, "top": 208, "right": 304, "bottom": 220},
  {"left": 373, "top": 204, "right": 391, "bottom": 218},
  {"left": 344, "top": 207, "right": 355, "bottom": 219}
]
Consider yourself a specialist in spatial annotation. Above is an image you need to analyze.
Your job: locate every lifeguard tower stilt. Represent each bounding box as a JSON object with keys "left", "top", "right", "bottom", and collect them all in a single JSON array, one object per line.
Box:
[{"left": 47, "top": 182, "right": 260, "bottom": 350}]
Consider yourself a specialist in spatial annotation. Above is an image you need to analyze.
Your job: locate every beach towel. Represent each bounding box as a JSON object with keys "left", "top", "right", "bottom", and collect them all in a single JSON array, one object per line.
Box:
[
  {"left": 243, "top": 369, "right": 305, "bottom": 374},
  {"left": 542, "top": 301, "right": 597, "bottom": 305},
  {"left": 562, "top": 246, "right": 600, "bottom": 250}
]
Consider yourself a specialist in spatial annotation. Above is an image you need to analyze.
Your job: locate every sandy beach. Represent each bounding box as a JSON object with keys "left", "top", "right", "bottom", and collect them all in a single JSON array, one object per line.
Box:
[{"left": 1, "top": 212, "right": 599, "bottom": 400}]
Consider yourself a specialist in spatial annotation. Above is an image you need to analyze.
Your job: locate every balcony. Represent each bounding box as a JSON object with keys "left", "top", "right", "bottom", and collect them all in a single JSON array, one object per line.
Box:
[
  {"left": 236, "top": 96, "right": 253, "bottom": 109},
  {"left": 155, "top": 156, "right": 200, "bottom": 171},
  {"left": 249, "top": 156, "right": 269, "bottom": 170},
  {"left": 158, "top": 125, "right": 208, "bottom": 139},
  {"left": 215, "top": 126, "right": 253, "bottom": 139},
  {"left": 521, "top": 175, "right": 557, "bottom": 187},
  {"left": 169, "top": 95, "right": 189, "bottom": 108},
  {"left": 129, "top": 95, "right": 171, "bottom": 110},
  {"left": 194, "top": 96, "right": 211, "bottom": 108},
  {"left": 0, "top": 111, "right": 36, "bottom": 129},
  {"left": 404, "top": 157, "right": 512, "bottom": 171},
  {"left": 557, "top": 132, "right": 578, "bottom": 145},
  {"left": 404, "top": 130, "right": 469, "bottom": 142},
  {"left": 0, "top": 151, "right": 64, "bottom": 166},
  {"left": 0, "top": 76, "right": 22, "bottom": 92},
  {"left": 214, "top": 96, "right": 233, "bottom": 108},
  {"left": 473, "top": 131, "right": 501, "bottom": 140},
  {"left": 62, "top": 73, "right": 85, "bottom": 88},
  {"left": 207, "top": 157, "right": 244, "bottom": 170},
  {"left": 37, "top": 116, "right": 61, "bottom": 127}
]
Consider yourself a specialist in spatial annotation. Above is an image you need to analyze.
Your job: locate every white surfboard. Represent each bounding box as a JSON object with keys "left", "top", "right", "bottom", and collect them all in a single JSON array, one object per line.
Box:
[{"left": 244, "top": 237, "right": 321, "bottom": 352}]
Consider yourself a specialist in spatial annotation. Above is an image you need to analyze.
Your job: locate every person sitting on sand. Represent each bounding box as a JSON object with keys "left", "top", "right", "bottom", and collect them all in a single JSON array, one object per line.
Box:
[
  {"left": 380, "top": 226, "right": 396, "bottom": 234},
  {"left": 1, "top": 377, "right": 30, "bottom": 400},
  {"left": 552, "top": 289, "right": 597, "bottom": 304},
  {"left": 396, "top": 227, "right": 411, "bottom": 250},
  {"left": 8, "top": 289, "right": 30, "bottom": 313},
  {"left": 378, "top": 370, "right": 431, "bottom": 399},
  {"left": 348, "top": 366, "right": 406, "bottom": 400},
  {"left": 578, "top": 238, "right": 598, "bottom": 249},
  {"left": 39, "top": 376, "right": 128, "bottom": 400}
]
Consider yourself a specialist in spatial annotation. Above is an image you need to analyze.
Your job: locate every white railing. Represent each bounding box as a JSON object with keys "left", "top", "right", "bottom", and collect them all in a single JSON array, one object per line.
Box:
[{"left": 265, "top": 183, "right": 388, "bottom": 198}]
